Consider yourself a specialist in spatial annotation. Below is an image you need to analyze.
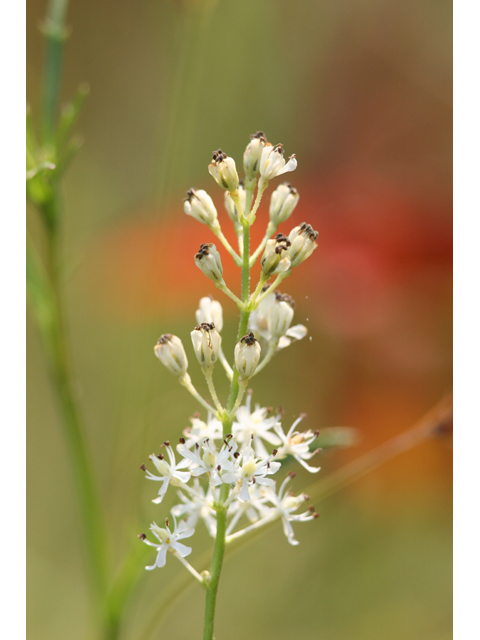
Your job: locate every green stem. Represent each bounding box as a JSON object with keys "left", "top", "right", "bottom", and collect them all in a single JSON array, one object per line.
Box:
[
  {"left": 41, "top": 0, "right": 70, "bottom": 144},
  {"left": 42, "top": 207, "right": 109, "bottom": 626},
  {"left": 201, "top": 184, "right": 254, "bottom": 640}
]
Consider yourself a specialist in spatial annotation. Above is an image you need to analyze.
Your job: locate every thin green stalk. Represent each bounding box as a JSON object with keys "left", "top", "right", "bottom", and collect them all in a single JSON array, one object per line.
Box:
[
  {"left": 41, "top": 0, "right": 70, "bottom": 144},
  {"left": 201, "top": 184, "right": 254, "bottom": 640},
  {"left": 43, "top": 212, "right": 109, "bottom": 624}
]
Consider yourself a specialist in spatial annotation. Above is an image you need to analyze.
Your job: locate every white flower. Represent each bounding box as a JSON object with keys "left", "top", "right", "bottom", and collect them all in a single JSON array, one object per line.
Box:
[
  {"left": 260, "top": 475, "right": 318, "bottom": 545},
  {"left": 221, "top": 443, "right": 281, "bottom": 502},
  {"left": 141, "top": 516, "right": 195, "bottom": 570},
  {"left": 274, "top": 415, "right": 321, "bottom": 473},
  {"left": 226, "top": 484, "right": 269, "bottom": 535},
  {"left": 260, "top": 234, "right": 292, "bottom": 276},
  {"left": 184, "top": 189, "right": 219, "bottom": 228},
  {"left": 287, "top": 222, "right": 318, "bottom": 268},
  {"left": 267, "top": 294, "right": 295, "bottom": 339},
  {"left": 259, "top": 143, "right": 297, "bottom": 183},
  {"left": 190, "top": 322, "right": 221, "bottom": 368},
  {"left": 249, "top": 292, "right": 308, "bottom": 349},
  {"left": 234, "top": 333, "right": 261, "bottom": 380},
  {"left": 224, "top": 182, "right": 246, "bottom": 228},
  {"left": 171, "top": 482, "right": 217, "bottom": 537},
  {"left": 143, "top": 444, "right": 192, "bottom": 504},
  {"left": 182, "top": 413, "right": 223, "bottom": 448},
  {"left": 177, "top": 437, "right": 236, "bottom": 486},
  {"left": 194, "top": 243, "right": 224, "bottom": 283},
  {"left": 154, "top": 334, "right": 188, "bottom": 377},
  {"left": 208, "top": 149, "right": 239, "bottom": 192},
  {"left": 232, "top": 392, "right": 281, "bottom": 457},
  {"left": 269, "top": 183, "right": 299, "bottom": 227},
  {"left": 196, "top": 296, "right": 223, "bottom": 332},
  {"left": 243, "top": 131, "right": 268, "bottom": 180}
]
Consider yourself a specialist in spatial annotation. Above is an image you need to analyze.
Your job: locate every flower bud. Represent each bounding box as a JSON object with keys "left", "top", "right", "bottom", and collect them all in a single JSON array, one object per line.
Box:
[
  {"left": 243, "top": 131, "right": 268, "bottom": 180},
  {"left": 208, "top": 149, "right": 239, "bottom": 192},
  {"left": 259, "top": 143, "right": 297, "bottom": 182},
  {"left": 234, "top": 333, "right": 261, "bottom": 380},
  {"left": 191, "top": 322, "right": 221, "bottom": 368},
  {"left": 194, "top": 243, "right": 224, "bottom": 283},
  {"left": 261, "top": 234, "right": 292, "bottom": 276},
  {"left": 269, "top": 183, "right": 299, "bottom": 226},
  {"left": 267, "top": 293, "right": 295, "bottom": 338},
  {"left": 196, "top": 296, "right": 223, "bottom": 332},
  {"left": 154, "top": 334, "right": 188, "bottom": 377},
  {"left": 184, "top": 189, "right": 218, "bottom": 228},
  {"left": 224, "top": 181, "right": 246, "bottom": 228},
  {"left": 287, "top": 223, "right": 318, "bottom": 268}
]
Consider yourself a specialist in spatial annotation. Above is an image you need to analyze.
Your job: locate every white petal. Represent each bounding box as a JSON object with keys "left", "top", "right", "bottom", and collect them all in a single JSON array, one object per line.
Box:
[
  {"left": 278, "top": 156, "right": 297, "bottom": 175},
  {"left": 172, "top": 541, "right": 192, "bottom": 557},
  {"left": 285, "top": 324, "right": 308, "bottom": 340},
  {"left": 239, "top": 480, "right": 251, "bottom": 502},
  {"left": 156, "top": 546, "right": 168, "bottom": 568}
]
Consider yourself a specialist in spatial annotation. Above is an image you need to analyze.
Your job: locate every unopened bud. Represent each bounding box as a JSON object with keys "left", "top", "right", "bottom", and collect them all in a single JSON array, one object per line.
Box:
[
  {"left": 184, "top": 189, "right": 218, "bottom": 228},
  {"left": 261, "top": 234, "right": 292, "bottom": 276},
  {"left": 191, "top": 322, "right": 221, "bottom": 368},
  {"left": 259, "top": 143, "right": 297, "bottom": 183},
  {"left": 208, "top": 149, "right": 239, "bottom": 192},
  {"left": 224, "top": 181, "right": 246, "bottom": 229},
  {"left": 243, "top": 131, "right": 268, "bottom": 180},
  {"left": 269, "top": 183, "right": 299, "bottom": 226},
  {"left": 287, "top": 223, "right": 318, "bottom": 268},
  {"left": 196, "top": 296, "right": 223, "bottom": 332},
  {"left": 267, "top": 293, "right": 295, "bottom": 338},
  {"left": 154, "top": 334, "right": 188, "bottom": 377},
  {"left": 194, "top": 243, "right": 224, "bottom": 283},
  {"left": 234, "top": 332, "right": 261, "bottom": 380}
]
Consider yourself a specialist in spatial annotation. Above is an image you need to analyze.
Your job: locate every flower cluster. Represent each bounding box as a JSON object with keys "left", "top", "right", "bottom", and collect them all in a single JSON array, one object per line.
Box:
[{"left": 141, "top": 132, "right": 325, "bottom": 583}]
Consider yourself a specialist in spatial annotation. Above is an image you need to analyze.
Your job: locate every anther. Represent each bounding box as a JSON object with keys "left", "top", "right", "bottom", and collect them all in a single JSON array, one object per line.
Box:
[
  {"left": 157, "top": 454, "right": 164, "bottom": 460},
  {"left": 138, "top": 533, "right": 147, "bottom": 540},
  {"left": 140, "top": 464, "right": 147, "bottom": 471},
  {"left": 179, "top": 437, "right": 186, "bottom": 444},
  {"left": 165, "top": 517, "right": 169, "bottom": 527},
  {"left": 272, "top": 449, "right": 278, "bottom": 456},
  {"left": 303, "top": 494, "right": 310, "bottom": 501},
  {"left": 288, "top": 471, "right": 296, "bottom": 479}
]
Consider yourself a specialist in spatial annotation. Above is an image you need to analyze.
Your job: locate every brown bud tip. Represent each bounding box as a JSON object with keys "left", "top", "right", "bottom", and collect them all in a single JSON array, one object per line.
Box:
[
  {"left": 179, "top": 437, "right": 186, "bottom": 444},
  {"left": 138, "top": 532, "right": 147, "bottom": 540},
  {"left": 303, "top": 494, "right": 310, "bottom": 501},
  {"left": 140, "top": 464, "right": 147, "bottom": 471},
  {"left": 288, "top": 471, "right": 296, "bottom": 479},
  {"left": 164, "top": 440, "right": 170, "bottom": 447}
]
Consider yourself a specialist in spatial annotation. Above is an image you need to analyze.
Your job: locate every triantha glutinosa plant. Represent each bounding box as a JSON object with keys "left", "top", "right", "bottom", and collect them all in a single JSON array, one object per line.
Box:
[{"left": 141, "top": 133, "right": 322, "bottom": 639}]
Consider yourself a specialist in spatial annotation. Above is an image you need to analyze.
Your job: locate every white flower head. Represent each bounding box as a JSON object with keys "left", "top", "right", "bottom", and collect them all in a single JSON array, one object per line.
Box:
[
  {"left": 269, "top": 182, "right": 299, "bottom": 227},
  {"left": 259, "top": 143, "right": 297, "bottom": 183},
  {"left": 274, "top": 414, "right": 321, "bottom": 473},
  {"left": 140, "top": 515, "right": 195, "bottom": 570},
  {"left": 190, "top": 322, "right": 221, "bottom": 368},
  {"left": 222, "top": 442, "right": 281, "bottom": 502},
  {"left": 243, "top": 131, "right": 268, "bottom": 180},
  {"left": 234, "top": 333, "right": 261, "bottom": 380},
  {"left": 194, "top": 243, "right": 224, "bottom": 283},
  {"left": 182, "top": 413, "right": 223, "bottom": 448},
  {"left": 154, "top": 334, "right": 188, "bottom": 377},
  {"left": 177, "top": 436, "right": 237, "bottom": 487},
  {"left": 196, "top": 296, "right": 223, "bottom": 332},
  {"left": 224, "top": 181, "right": 246, "bottom": 228},
  {"left": 171, "top": 481, "right": 217, "bottom": 537},
  {"left": 142, "top": 443, "right": 192, "bottom": 504},
  {"left": 233, "top": 391, "right": 281, "bottom": 457},
  {"left": 208, "top": 149, "right": 239, "bottom": 192},
  {"left": 250, "top": 291, "right": 308, "bottom": 350},
  {"left": 267, "top": 293, "right": 295, "bottom": 339},
  {"left": 184, "top": 189, "right": 219, "bottom": 228},
  {"left": 287, "top": 222, "right": 318, "bottom": 268},
  {"left": 261, "top": 234, "right": 292, "bottom": 276},
  {"left": 261, "top": 474, "right": 318, "bottom": 545}
]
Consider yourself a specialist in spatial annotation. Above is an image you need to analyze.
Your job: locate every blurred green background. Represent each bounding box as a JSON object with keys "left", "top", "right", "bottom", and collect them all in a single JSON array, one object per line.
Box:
[{"left": 27, "top": 0, "right": 452, "bottom": 638}]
